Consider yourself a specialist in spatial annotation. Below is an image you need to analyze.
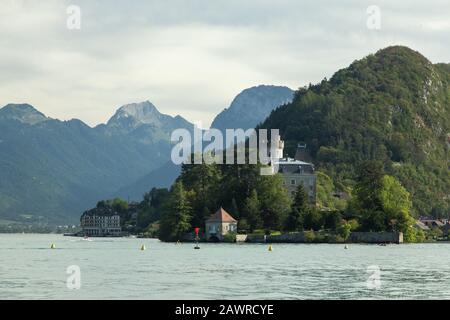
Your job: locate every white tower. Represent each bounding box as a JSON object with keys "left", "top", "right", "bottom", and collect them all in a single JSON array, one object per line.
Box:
[{"left": 274, "top": 136, "right": 284, "bottom": 159}]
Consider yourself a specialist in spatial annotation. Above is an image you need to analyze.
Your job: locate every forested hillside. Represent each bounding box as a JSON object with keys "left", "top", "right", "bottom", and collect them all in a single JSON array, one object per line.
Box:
[{"left": 260, "top": 46, "right": 450, "bottom": 217}]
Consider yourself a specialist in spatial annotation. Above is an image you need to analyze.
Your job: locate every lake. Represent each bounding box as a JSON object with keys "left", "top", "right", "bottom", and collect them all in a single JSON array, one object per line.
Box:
[{"left": 0, "top": 234, "right": 449, "bottom": 299}]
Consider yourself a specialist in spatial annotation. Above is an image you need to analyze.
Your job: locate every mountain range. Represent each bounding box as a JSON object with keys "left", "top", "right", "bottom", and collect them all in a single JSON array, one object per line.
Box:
[
  {"left": 0, "top": 86, "right": 293, "bottom": 223},
  {"left": 0, "top": 101, "right": 192, "bottom": 223}
]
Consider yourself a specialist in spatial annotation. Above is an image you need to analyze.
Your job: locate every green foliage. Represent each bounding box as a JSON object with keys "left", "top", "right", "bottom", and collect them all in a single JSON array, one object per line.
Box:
[
  {"left": 304, "top": 230, "right": 316, "bottom": 243},
  {"left": 179, "top": 157, "right": 290, "bottom": 233},
  {"left": 316, "top": 171, "right": 348, "bottom": 211},
  {"left": 404, "top": 227, "right": 426, "bottom": 243},
  {"left": 323, "top": 210, "right": 342, "bottom": 230},
  {"left": 258, "top": 174, "right": 291, "bottom": 230},
  {"left": 349, "top": 161, "right": 416, "bottom": 236},
  {"left": 337, "top": 219, "right": 359, "bottom": 241},
  {"left": 158, "top": 181, "right": 192, "bottom": 242},
  {"left": 241, "top": 190, "right": 262, "bottom": 232},
  {"left": 428, "top": 228, "right": 444, "bottom": 240},
  {"left": 285, "top": 185, "right": 308, "bottom": 231},
  {"left": 237, "top": 218, "right": 249, "bottom": 233},
  {"left": 223, "top": 232, "right": 237, "bottom": 243},
  {"left": 94, "top": 198, "right": 131, "bottom": 227},
  {"left": 302, "top": 207, "right": 323, "bottom": 231},
  {"left": 136, "top": 188, "right": 170, "bottom": 231},
  {"left": 178, "top": 162, "right": 222, "bottom": 227}
]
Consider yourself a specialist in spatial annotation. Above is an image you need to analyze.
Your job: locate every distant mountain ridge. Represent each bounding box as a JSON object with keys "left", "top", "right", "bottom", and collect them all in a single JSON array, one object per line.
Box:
[
  {"left": 0, "top": 101, "right": 193, "bottom": 223},
  {"left": 116, "top": 85, "right": 296, "bottom": 201},
  {"left": 210, "top": 85, "right": 294, "bottom": 133},
  {"left": 0, "top": 85, "right": 292, "bottom": 222}
]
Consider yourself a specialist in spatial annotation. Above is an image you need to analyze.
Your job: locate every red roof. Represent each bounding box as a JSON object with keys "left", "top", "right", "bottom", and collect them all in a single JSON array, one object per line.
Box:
[{"left": 206, "top": 207, "right": 237, "bottom": 223}]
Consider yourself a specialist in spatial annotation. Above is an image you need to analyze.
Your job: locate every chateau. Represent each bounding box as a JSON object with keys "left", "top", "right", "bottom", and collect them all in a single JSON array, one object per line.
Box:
[{"left": 271, "top": 137, "right": 317, "bottom": 204}]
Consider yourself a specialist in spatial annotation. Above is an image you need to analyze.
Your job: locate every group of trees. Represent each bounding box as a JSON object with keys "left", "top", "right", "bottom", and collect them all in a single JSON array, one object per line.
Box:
[
  {"left": 283, "top": 160, "right": 419, "bottom": 241},
  {"left": 158, "top": 160, "right": 292, "bottom": 241},
  {"left": 91, "top": 156, "right": 422, "bottom": 242},
  {"left": 156, "top": 156, "right": 420, "bottom": 242},
  {"left": 346, "top": 161, "right": 422, "bottom": 242}
]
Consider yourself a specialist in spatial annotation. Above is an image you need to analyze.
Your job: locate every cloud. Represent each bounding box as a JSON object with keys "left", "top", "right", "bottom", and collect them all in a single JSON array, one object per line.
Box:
[{"left": 0, "top": 0, "right": 448, "bottom": 127}]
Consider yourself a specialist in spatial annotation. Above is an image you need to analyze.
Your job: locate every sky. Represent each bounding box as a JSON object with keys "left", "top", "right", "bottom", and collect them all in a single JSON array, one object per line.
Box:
[{"left": 0, "top": 0, "right": 448, "bottom": 128}]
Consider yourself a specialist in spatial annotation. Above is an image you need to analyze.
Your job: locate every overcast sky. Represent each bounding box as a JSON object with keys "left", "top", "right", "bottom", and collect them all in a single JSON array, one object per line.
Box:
[{"left": 0, "top": 0, "right": 448, "bottom": 128}]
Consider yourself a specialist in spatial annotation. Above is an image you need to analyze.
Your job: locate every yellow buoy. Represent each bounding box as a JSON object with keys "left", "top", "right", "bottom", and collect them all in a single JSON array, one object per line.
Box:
[
  {"left": 140, "top": 244, "right": 146, "bottom": 251},
  {"left": 50, "top": 243, "right": 56, "bottom": 249},
  {"left": 268, "top": 245, "right": 273, "bottom": 252}
]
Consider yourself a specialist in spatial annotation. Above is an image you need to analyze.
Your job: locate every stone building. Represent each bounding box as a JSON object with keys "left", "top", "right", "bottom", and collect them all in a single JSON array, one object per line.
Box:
[
  {"left": 80, "top": 208, "right": 122, "bottom": 237},
  {"left": 205, "top": 207, "right": 238, "bottom": 241},
  {"left": 270, "top": 137, "right": 317, "bottom": 204}
]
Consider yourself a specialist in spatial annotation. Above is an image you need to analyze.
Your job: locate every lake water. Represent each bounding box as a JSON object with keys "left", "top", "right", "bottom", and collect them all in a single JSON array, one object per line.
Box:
[{"left": 1, "top": 234, "right": 449, "bottom": 299}]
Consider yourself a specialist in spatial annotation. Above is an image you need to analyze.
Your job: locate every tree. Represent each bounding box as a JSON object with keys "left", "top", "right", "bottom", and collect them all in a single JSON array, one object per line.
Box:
[
  {"left": 258, "top": 174, "right": 291, "bottom": 231},
  {"left": 353, "top": 161, "right": 388, "bottom": 231},
  {"left": 354, "top": 161, "right": 385, "bottom": 212},
  {"left": 242, "top": 189, "right": 261, "bottom": 232},
  {"left": 137, "top": 188, "right": 170, "bottom": 230},
  {"left": 323, "top": 210, "right": 342, "bottom": 230},
  {"left": 352, "top": 161, "right": 416, "bottom": 236},
  {"left": 228, "top": 198, "right": 239, "bottom": 219},
  {"left": 380, "top": 175, "right": 413, "bottom": 233},
  {"left": 159, "top": 181, "right": 192, "bottom": 242},
  {"left": 179, "top": 162, "right": 221, "bottom": 227},
  {"left": 302, "top": 207, "right": 322, "bottom": 231},
  {"left": 337, "top": 219, "right": 359, "bottom": 241},
  {"left": 285, "top": 185, "right": 308, "bottom": 231}
]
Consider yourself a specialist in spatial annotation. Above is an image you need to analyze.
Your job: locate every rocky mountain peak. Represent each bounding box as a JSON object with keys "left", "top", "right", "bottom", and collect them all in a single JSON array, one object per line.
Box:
[{"left": 0, "top": 103, "right": 49, "bottom": 125}]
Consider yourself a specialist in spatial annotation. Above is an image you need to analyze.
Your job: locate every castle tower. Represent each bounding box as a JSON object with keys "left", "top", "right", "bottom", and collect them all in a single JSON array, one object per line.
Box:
[
  {"left": 275, "top": 137, "right": 284, "bottom": 159},
  {"left": 294, "top": 143, "right": 311, "bottom": 162}
]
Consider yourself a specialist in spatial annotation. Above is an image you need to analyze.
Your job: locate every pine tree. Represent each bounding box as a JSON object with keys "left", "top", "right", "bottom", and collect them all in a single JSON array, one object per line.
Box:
[
  {"left": 243, "top": 189, "right": 262, "bottom": 232},
  {"left": 159, "top": 181, "right": 192, "bottom": 241},
  {"left": 285, "top": 185, "right": 308, "bottom": 231},
  {"left": 229, "top": 198, "right": 239, "bottom": 219}
]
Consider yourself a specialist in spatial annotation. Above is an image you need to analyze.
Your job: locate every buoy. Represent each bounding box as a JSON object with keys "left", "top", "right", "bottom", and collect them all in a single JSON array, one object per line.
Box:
[
  {"left": 268, "top": 245, "right": 273, "bottom": 252},
  {"left": 50, "top": 243, "right": 56, "bottom": 249},
  {"left": 140, "top": 244, "right": 146, "bottom": 251},
  {"left": 344, "top": 245, "right": 349, "bottom": 249}
]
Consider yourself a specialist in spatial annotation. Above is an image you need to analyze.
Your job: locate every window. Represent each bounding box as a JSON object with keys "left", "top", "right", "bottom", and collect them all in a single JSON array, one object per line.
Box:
[{"left": 291, "top": 179, "right": 296, "bottom": 185}]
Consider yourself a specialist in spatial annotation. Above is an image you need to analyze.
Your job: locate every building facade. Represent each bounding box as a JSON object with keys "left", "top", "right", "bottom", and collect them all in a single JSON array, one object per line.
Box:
[
  {"left": 205, "top": 207, "right": 238, "bottom": 241},
  {"left": 270, "top": 138, "right": 317, "bottom": 204},
  {"left": 80, "top": 209, "right": 122, "bottom": 237}
]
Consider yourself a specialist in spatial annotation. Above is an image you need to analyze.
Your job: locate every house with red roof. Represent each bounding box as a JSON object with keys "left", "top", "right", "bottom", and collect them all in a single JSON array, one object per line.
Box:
[{"left": 205, "top": 207, "right": 238, "bottom": 241}]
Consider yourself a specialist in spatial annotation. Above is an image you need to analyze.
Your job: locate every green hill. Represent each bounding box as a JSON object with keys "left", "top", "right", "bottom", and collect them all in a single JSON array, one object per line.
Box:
[{"left": 260, "top": 46, "right": 450, "bottom": 217}]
